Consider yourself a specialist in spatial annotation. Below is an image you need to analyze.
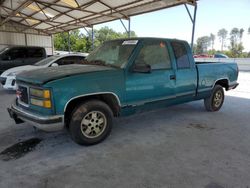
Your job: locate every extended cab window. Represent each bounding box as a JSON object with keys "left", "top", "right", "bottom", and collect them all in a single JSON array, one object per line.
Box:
[
  {"left": 134, "top": 40, "right": 171, "bottom": 70},
  {"left": 26, "top": 48, "right": 44, "bottom": 58},
  {"left": 171, "top": 41, "right": 190, "bottom": 69},
  {"left": 4, "top": 48, "right": 25, "bottom": 60}
]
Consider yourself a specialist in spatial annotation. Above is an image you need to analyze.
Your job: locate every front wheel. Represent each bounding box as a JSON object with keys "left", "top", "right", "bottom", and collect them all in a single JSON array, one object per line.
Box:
[
  {"left": 204, "top": 85, "right": 224, "bottom": 112},
  {"left": 69, "top": 100, "right": 113, "bottom": 145}
]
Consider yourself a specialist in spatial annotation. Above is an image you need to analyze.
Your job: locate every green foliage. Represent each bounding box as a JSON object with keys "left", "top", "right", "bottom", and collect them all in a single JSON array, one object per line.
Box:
[
  {"left": 91, "top": 26, "right": 137, "bottom": 48},
  {"left": 53, "top": 30, "right": 92, "bottom": 53},
  {"left": 228, "top": 28, "right": 245, "bottom": 57},
  {"left": 229, "top": 28, "right": 244, "bottom": 48},
  {"left": 195, "top": 36, "right": 211, "bottom": 54},
  {"left": 53, "top": 32, "right": 69, "bottom": 51},
  {"left": 53, "top": 27, "right": 137, "bottom": 53},
  {"left": 195, "top": 27, "right": 249, "bottom": 58}
]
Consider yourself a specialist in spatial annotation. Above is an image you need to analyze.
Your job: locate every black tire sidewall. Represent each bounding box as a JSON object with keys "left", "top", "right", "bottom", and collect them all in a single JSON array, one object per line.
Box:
[{"left": 69, "top": 100, "right": 113, "bottom": 145}]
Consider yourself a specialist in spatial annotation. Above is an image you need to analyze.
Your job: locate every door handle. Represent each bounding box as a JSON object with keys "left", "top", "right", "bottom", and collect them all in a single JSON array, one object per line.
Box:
[{"left": 170, "top": 75, "right": 176, "bottom": 80}]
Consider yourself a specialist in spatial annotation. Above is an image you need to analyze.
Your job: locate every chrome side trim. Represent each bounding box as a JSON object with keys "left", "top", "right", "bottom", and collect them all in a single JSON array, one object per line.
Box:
[
  {"left": 127, "top": 95, "right": 176, "bottom": 107},
  {"left": 175, "top": 91, "right": 195, "bottom": 97},
  {"left": 198, "top": 88, "right": 212, "bottom": 92},
  {"left": 64, "top": 92, "right": 121, "bottom": 112},
  {"left": 126, "top": 91, "right": 194, "bottom": 107}
]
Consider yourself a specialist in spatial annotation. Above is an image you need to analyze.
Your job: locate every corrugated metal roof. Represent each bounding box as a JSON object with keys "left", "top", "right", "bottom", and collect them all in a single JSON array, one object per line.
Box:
[{"left": 0, "top": 0, "right": 197, "bottom": 35}]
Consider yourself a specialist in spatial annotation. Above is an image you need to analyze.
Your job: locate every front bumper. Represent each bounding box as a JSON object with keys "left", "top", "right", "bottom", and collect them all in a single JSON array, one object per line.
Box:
[
  {"left": 8, "top": 103, "right": 64, "bottom": 132},
  {"left": 228, "top": 82, "right": 239, "bottom": 90}
]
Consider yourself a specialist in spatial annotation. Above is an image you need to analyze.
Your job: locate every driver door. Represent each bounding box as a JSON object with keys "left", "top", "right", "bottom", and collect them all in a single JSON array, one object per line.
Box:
[{"left": 125, "top": 39, "right": 176, "bottom": 106}]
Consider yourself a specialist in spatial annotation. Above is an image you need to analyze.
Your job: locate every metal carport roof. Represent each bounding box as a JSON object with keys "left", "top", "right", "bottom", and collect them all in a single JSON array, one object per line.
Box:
[{"left": 0, "top": 0, "right": 197, "bottom": 35}]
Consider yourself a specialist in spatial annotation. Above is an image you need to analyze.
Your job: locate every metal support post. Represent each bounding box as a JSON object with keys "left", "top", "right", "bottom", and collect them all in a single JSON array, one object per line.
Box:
[
  {"left": 68, "top": 31, "right": 70, "bottom": 53},
  {"left": 120, "top": 18, "right": 131, "bottom": 37},
  {"left": 128, "top": 18, "right": 131, "bottom": 38},
  {"left": 91, "top": 27, "right": 94, "bottom": 50},
  {"left": 120, "top": 19, "right": 128, "bottom": 33},
  {"left": 184, "top": 3, "right": 197, "bottom": 52},
  {"left": 191, "top": 4, "right": 197, "bottom": 51},
  {"left": 24, "top": 33, "right": 27, "bottom": 46}
]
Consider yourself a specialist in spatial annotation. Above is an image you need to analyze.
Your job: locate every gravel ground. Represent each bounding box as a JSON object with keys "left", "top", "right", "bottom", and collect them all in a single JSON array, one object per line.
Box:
[{"left": 0, "top": 72, "right": 249, "bottom": 188}]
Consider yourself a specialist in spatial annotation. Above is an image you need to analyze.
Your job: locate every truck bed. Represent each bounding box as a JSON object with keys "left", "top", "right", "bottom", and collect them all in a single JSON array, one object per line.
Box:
[{"left": 196, "top": 62, "right": 238, "bottom": 94}]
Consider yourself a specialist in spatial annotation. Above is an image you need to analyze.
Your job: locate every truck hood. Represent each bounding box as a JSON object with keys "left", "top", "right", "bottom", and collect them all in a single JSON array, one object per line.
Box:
[{"left": 16, "top": 64, "right": 116, "bottom": 85}]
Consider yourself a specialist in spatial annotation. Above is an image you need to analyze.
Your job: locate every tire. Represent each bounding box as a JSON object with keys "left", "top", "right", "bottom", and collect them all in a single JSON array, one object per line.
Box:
[
  {"left": 204, "top": 85, "right": 224, "bottom": 112},
  {"left": 69, "top": 100, "right": 113, "bottom": 145}
]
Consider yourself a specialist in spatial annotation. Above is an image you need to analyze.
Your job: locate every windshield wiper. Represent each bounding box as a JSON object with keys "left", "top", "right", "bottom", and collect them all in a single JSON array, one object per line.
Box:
[{"left": 80, "top": 59, "right": 119, "bottom": 69}]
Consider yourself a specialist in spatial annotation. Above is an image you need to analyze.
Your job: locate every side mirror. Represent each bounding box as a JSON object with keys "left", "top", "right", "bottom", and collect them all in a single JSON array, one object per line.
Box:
[
  {"left": 132, "top": 63, "right": 151, "bottom": 73},
  {"left": 51, "top": 63, "right": 59, "bottom": 67}
]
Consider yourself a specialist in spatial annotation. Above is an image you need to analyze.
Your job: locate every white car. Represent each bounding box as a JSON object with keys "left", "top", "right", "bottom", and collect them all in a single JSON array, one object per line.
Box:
[{"left": 0, "top": 54, "right": 87, "bottom": 90}]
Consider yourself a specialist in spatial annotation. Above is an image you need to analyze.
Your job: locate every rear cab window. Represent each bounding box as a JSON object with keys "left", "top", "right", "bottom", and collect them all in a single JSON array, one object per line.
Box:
[{"left": 171, "top": 41, "right": 190, "bottom": 69}]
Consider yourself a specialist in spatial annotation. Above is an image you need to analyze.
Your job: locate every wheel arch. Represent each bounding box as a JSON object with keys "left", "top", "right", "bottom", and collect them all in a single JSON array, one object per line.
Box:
[
  {"left": 214, "top": 78, "right": 229, "bottom": 90},
  {"left": 64, "top": 92, "right": 121, "bottom": 128}
]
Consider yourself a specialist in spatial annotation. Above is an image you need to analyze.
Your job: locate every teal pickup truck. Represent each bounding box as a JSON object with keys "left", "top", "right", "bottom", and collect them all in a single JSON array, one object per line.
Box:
[{"left": 8, "top": 38, "right": 239, "bottom": 145}]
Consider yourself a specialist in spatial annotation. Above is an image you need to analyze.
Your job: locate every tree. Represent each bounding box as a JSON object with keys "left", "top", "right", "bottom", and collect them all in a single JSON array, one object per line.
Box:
[
  {"left": 195, "top": 36, "right": 211, "bottom": 54},
  {"left": 228, "top": 28, "right": 245, "bottom": 57},
  {"left": 53, "top": 32, "right": 70, "bottom": 51},
  {"left": 91, "top": 26, "right": 137, "bottom": 47},
  {"left": 210, "top": 33, "right": 215, "bottom": 50},
  {"left": 53, "top": 30, "right": 92, "bottom": 53},
  {"left": 229, "top": 28, "right": 244, "bottom": 48},
  {"left": 217, "top": 28, "right": 228, "bottom": 51},
  {"left": 53, "top": 27, "right": 137, "bottom": 53},
  {"left": 239, "top": 28, "right": 244, "bottom": 42}
]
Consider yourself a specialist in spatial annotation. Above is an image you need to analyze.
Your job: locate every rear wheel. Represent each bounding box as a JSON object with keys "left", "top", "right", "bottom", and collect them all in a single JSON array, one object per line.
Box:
[
  {"left": 69, "top": 100, "right": 113, "bottom": 145},
  {"left": 204, "top": 85, "right": 224, "bottom": 112}
]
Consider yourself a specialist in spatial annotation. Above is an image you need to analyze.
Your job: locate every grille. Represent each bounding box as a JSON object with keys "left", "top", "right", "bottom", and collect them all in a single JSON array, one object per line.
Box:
[
  {"left": 0, "top": 77, "right": 6, "bottom": 85},
  {"left": 18, "top": 86, "right": 28, "bottom": 104}
]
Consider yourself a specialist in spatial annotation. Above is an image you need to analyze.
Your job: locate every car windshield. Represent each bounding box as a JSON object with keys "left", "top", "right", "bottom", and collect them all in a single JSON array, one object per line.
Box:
[
  {"left": 0, "top": 47, "right": 9, "bottom": 54},
  {"left": 86, "top": 39, "right": 138, "bottom": 68},
  {"left": 34, "top": 56, "right": 59, "bottom": 66}
]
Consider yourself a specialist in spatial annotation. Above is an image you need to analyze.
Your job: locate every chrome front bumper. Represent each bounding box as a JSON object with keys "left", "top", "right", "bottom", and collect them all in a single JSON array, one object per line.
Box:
[{"left": 8, "top": 104, "right": 64, "bottom": 132}]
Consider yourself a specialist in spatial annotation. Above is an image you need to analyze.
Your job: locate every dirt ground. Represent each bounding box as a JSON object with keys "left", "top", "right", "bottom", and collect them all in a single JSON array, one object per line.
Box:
[{"left": 0, "top": 72, "right": 249, "bottom": 188}]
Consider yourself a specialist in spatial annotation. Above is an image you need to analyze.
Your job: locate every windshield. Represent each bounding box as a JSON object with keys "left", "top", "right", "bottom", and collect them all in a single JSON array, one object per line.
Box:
[
  {"left": 0, "top": 47, "right": 9, "bottom": 55},
  {"left": 34, "top": 56, "right": 59, "bottom": 66},
  {"left": 86, "top": 40, "right": 138, "bottom": 68}
]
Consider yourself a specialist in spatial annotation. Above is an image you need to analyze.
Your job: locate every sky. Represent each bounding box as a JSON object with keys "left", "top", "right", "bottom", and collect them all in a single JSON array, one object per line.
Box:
[{"left": 82, "top": 0, "right": 250, "bottom": 52}]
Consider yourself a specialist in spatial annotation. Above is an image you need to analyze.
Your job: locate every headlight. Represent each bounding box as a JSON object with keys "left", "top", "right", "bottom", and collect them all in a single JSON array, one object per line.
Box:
[
  {"left": 30, "top": 98, "right": 52, "bottom": 108},
  {"left": 30, "top": 88, "right": 51, "bottom": 98},
  {"left": 29, "top": 88, "right": 52, "bottom": 108}
]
